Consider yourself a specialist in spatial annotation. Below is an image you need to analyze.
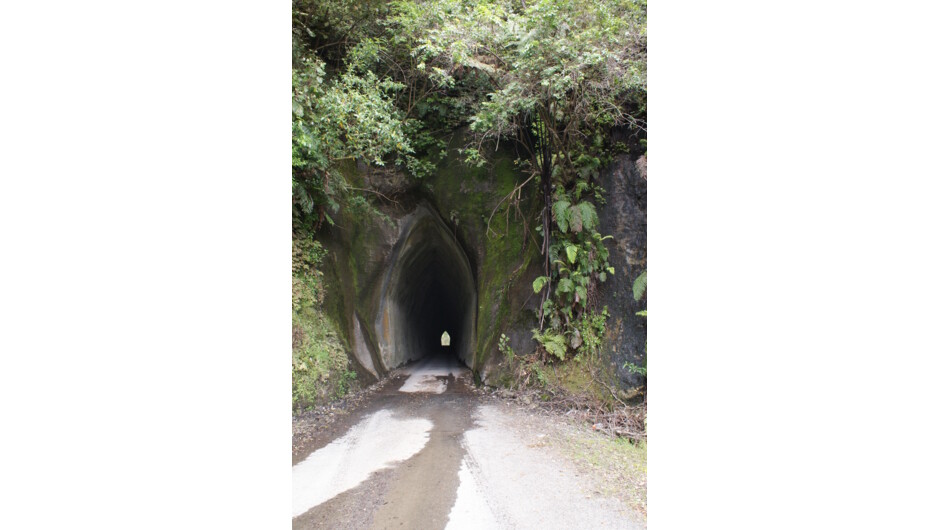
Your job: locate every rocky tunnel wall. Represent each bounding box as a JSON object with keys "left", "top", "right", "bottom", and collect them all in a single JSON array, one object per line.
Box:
[
  {"left": 374, "top": 206, "right": 477, "bottom": 370},
  {"left": 319, "top": 135, "right": 554, "bottom": 385},
  {"left": 318, "top": 132, "right": 645, "bottom": 391}
]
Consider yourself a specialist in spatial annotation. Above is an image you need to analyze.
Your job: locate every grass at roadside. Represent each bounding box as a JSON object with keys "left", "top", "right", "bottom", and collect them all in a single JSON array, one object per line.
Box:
[
  {"left": 292, "top": 236, "right": 358, "bottom": 411},
  {"left": 559, "top": 428, "right": 647, "bottom": 517}
]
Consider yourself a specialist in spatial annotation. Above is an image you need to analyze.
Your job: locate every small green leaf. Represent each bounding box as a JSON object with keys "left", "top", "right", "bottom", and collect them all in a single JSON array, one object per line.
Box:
[
  {"left": 532, "top": 275, "right": 549, "bottom": 293},
  {"left": 565, "top": 245, "right": 578, "bottom": 263},
  {"left": 632, "top": 270, "right": 647, "bottom": 301}
]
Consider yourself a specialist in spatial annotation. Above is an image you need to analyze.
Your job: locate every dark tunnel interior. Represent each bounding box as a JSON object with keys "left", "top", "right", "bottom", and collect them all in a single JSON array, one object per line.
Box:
[
  {"left": 396, "top": 255, "right": 468, "bottom": 362},
  {"left": 377, "top": 208, "right": 476, "bottom": 370}
]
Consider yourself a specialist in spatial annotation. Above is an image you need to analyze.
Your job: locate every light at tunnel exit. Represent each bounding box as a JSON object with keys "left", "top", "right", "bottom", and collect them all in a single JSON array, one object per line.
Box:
[
  {"left": 441, "top": 331, "right": 451, "bottom": 346},
  {"left": 376, "top": 207, "right": 476, "bottom": 369}
]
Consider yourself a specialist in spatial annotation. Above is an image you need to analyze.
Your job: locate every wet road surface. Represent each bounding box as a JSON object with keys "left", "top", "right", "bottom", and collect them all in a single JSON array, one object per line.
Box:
[{"left": 292, "top": 355, "right": 642, "bottom": 530}]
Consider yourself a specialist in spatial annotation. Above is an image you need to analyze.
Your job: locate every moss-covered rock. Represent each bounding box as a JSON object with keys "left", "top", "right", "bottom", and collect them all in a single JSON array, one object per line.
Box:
[
  {"left": 420, "top": 131, "right": 543, "bottom": 380},
  {"left": 316, "top": 130, "right": 542, "bottom": 382},
  {"left": 292, "top": 237, "right": 359, "bottom": 410},
  {"left": 313, "top": 129, "right": 646, "bottom": 393}
]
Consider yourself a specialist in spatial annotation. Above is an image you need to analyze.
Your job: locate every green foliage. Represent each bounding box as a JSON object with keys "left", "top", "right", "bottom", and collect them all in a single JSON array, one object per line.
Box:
[
  {"left": 565, "top": 244, "right": 578, "bottom": 264},
  {"left": 533, "top": 364, "right": 549, "bottom": 387},
  {"left": 577, "top": 307, "right": 610, "bottom": 360},
  {"left": 292, "top": 60, "right": 411, "bottom": 170},
  {"left": 292, "top": 310, "right": 357, "bottom": 408},
  {"left": 291, "top": 0, "right": 469, "bottom": 231},
  {"left": 553, "top": 199, "right": 572, "bottom": 233},
  {"left": 532, "top": 328, "right": 567, "bottom": 361},
  {"left": 623, "top": 362, "right": 646, "bottom": 377},
  {"left": 465, "top": 0, "right": 645, "bottom": 143},
  {"left": 292, "top": 230, "right": 358, "bottom": 410},
  {"left": 292, "top": 55, "right": 415, "bottom": 228},
  {"left": 532, "top": 275, "right": 549, "bottom": 294},
  {"left": 498, "top": 333, "right": 515, "bottom": 363},
  {"left": 554, "top": 199, "right": 600, "bottom": 235},
  {"left": 632, "top": 270, "right": 647, "bottom": 301},
  {"left": 292, "top": 235, "right": 327, "bottom": 312},
  {"left": 534, "top": 188, "right": 615, "bottom": 355},
  {"left": 435, "top": 0, "right": 648, "bottom": 170}
]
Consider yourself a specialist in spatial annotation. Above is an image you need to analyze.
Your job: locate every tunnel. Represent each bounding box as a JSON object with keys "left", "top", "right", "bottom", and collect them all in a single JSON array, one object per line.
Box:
[{"left": 374, "top": 206, "right": 477, "bottom": 371}]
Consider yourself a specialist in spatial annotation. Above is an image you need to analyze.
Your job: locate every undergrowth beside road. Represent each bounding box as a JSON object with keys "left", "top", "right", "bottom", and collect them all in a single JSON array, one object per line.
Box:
[
  {"left": 496, "top": 334, "right": 647, "bottom": 441},
  {"left": 560, "top": 430, "right": 647, "bottom": 517},
  {"left": 292, "top": 235, "right": 358, "bottom": 411}
]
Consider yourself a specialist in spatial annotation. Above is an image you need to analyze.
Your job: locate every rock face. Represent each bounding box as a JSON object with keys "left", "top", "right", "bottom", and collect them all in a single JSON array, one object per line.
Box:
[
  {"left": 317, "top": 133, "right": 646, "bottom": 390},
  {"left": 318, "top": 133, "right": 542, "bottom": 384},
  {"left": 596, "top": 153, "right": 648, "bottom": 388}
]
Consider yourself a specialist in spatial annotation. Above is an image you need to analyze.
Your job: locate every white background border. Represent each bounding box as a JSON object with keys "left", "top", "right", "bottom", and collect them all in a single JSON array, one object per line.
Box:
[{"left": 2, "top": 1, "right": 939, "bottom": 527}]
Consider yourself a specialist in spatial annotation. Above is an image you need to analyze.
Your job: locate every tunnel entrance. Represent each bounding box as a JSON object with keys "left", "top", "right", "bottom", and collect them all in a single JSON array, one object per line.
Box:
[{"left": 374, "top": 206, "right": 476, "bottom": 371}]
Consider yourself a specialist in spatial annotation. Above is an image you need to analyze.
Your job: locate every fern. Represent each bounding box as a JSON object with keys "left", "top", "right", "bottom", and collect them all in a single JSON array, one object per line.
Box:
[
  {"left": 573, "top": 180, "right": 590, "bottom": 201},
  {"left": 568, "top": 203, "right": 583, "bottom": 232},
  {"left": 578, "top": 202, "right": 598, "bottom": 231},
  {"left": 553, "top": 199, "right": 571, "bottom": 233},
  {"left": 532, "top": 328, "right": 567, "bottom": 361},
  {"left": 565, "top": 244, "right": 578, "bottom": 263},
  {"left": 633, "top": 270, "right": 647, "bottom": 301}
]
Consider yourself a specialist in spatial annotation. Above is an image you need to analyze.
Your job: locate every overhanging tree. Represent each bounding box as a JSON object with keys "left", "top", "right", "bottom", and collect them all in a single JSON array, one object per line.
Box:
[{"left": 415, "top": 0, "right": 646, "bottom": 352}]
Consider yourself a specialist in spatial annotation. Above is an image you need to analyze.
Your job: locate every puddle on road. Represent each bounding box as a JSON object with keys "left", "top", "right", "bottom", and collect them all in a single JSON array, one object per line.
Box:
[
  {"left": 398, "top": 357, "right": 469, "bottom": 394},
  {"left": 399, "top": 373, "right": 450, "bottom": 393},
  {"left": 292, "top": 409, "right": 433, "bottom": 518}
]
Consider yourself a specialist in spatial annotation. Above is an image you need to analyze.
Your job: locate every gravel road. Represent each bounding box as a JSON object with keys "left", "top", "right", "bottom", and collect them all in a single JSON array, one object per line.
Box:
[{"left": 292, "top": 355, "right": 644, "bottom": 529}]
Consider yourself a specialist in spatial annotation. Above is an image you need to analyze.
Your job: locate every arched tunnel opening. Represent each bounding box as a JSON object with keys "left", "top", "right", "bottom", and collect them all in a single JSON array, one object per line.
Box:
[{"left": 375, "top": 207, "right": 477, "bottom": 371}]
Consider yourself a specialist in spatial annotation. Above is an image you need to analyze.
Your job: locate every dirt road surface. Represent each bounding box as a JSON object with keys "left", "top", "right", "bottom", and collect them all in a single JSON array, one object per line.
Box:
[{"left": 292, "top": 355, "right": 645, "bottom": 529}]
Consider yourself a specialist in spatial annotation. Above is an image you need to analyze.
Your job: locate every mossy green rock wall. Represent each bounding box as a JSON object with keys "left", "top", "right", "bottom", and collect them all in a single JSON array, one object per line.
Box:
[
  {"left": 317, "top": 133, "right": 647, "bottom": 391},
  {"left": 319, "top": 132, "right": 541, "bottom": 383}
]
